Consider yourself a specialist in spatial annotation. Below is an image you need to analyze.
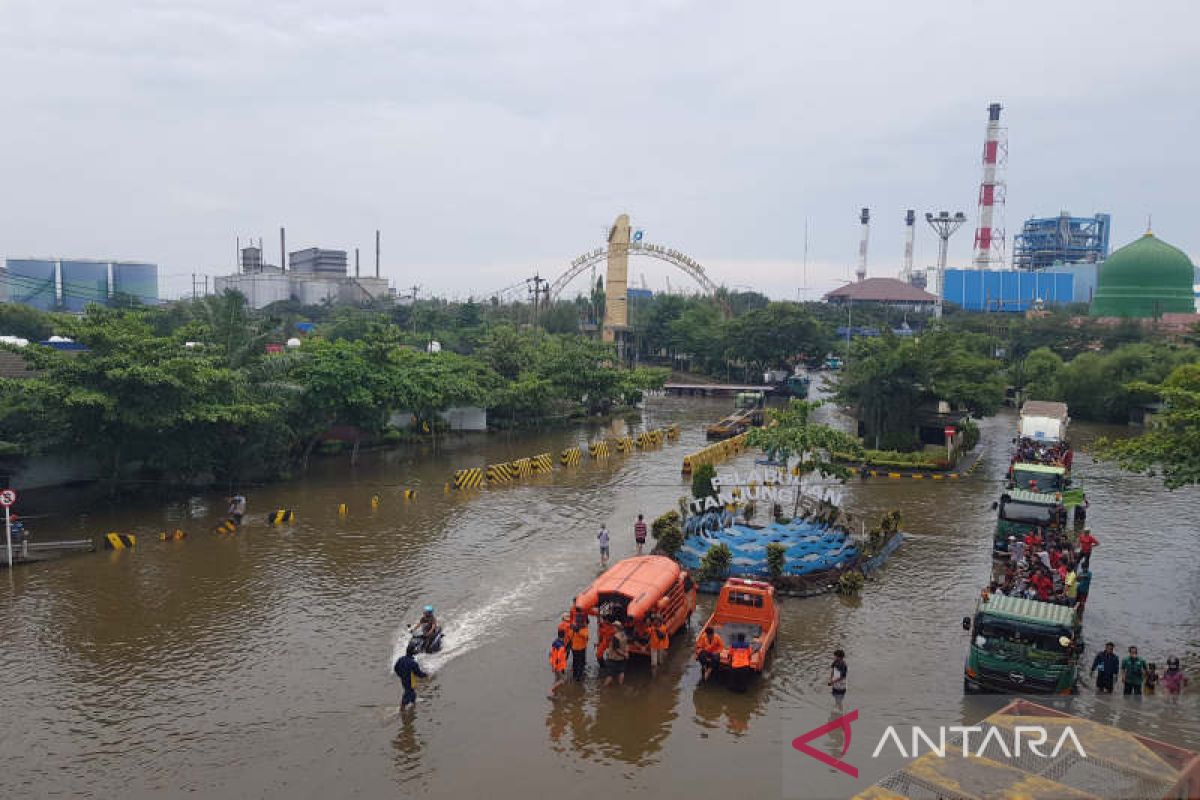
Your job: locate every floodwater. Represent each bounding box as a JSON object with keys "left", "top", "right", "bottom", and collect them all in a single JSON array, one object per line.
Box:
[{"left": 1, "top": 395, "right": 1198, "bottom": 799}]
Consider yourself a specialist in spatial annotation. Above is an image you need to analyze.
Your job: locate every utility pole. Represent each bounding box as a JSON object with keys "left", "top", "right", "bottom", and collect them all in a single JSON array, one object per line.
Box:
[
  {"left": 925, "top": 211, "right": 968, "bottom": 319},
  {"left": 527, "top": 273, "right": 547, "bottom": 328}
]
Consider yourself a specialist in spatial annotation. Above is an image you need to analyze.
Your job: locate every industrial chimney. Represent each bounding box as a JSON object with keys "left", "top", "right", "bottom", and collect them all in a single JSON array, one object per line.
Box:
[
  {"left": 973, "top": 102, "right": 1007, "bottom": 268},
  {"left": 856, "top": 208, "right": 870, "bottom": 282},
  {"left": 902, "top": 209, "right": 916, "bottom": 280}
]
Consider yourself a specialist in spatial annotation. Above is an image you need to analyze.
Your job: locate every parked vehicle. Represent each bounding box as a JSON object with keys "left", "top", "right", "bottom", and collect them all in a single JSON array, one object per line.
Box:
[
  {"left": 572, "top": 556, "right": 697, "bottom": 657},
  {"left": 698, "top": 578, "right": 779, "bottom": 677}
]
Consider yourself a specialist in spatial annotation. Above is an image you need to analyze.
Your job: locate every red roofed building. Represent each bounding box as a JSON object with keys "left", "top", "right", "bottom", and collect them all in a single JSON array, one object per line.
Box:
[{"left": 823, "top": 277, "right": 939, "bottom": 311}]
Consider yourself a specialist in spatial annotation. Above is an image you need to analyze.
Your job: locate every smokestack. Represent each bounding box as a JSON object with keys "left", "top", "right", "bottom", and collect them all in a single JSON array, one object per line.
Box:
[
  {"left": 236, "top": 236, "right": 240, "bottom": 273},
  {"left": 903, "top": 209, "right": 915, "bottom": 279},
  {"left": 280, "top": 227, "right": 286, "bottom": 273},
  {"left": 856, "top": 208, "right": 870, "bottom": 282},
  {"left": 973, "top": 102, "right": 1006, "bottom": 269},
  {"left": 375, "top": 229, "right": 380, "bottom": 278},
  {"left": 355, "top": 247, "right": 360, "bottom": 278}
]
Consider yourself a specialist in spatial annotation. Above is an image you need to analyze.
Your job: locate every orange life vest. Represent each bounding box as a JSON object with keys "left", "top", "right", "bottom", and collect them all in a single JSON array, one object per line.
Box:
[
  {"left": 557, "top": 619, "right": 571, "bottom": 640},
  {"left": 696, "top": 633, "right": 725, "bottom": 655},
  {"left": 730, "top": 645, "right": 751, "bottom": 669},
  {"left": 549, "top": 643, "right": 568, "bottom": 671},
  {"left": 569, "top": 626, "right": 589, "bottom": 652},
  {"left": 649, "top": 625, "right": 669, "bottom": 650},
  {"left": 596, "top": 622, "right": 614, "bottom": 657}
]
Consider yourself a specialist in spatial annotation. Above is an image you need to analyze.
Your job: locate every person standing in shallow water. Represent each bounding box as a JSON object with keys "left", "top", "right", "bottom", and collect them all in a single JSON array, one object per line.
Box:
[
  {"left": 634, "top": 514, "right": 648, "bottom": 556},
  {"left": 394, "top": 649, "right": 428, "bottom": 710},
  {"left": 828, "top": 649, "right": 848, "bottom": 706},
  {"left": 597, "top": 524, "right": 610, "bottom": 565}
]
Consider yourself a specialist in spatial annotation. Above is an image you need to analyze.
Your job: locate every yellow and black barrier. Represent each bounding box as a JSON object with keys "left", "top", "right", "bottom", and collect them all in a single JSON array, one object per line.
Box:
[
  {"left": 159, "top": 529, "right": 186, "bottom": 541},
  {"left": 268, "top": 509, "right": 295, "bottom": 525},
  {"left": 338, "top": 503, "right": 348, "bottom": 516},
  {"left": 453, "top": 467, "right": 484, "bottom": 489},
  {"left": 614, "top": 436, "right": 634, "bottom": 453},
  {"left": 846, "top": 457, "right": 981, "bottom": 481},
  {"left": 589, "top": 441, "right": 610, "bottom": 459},
  {"left": 487, "top": 462, "right": 516, "bottom": 484},
  {"left": 105, "top": 532, "right": 137, "bottom": 550},
  {"left": 560, "top": 446, "right": 582, "bottom": 466},
  {"left": 532, "top": 453, "right": 554, "bottom": 473},
  {"left": 511, "top": 457, "right": 533, "bottom": 478},
  {"left": 402, "top": 489, "right": 417, "bottom": 500},
  {"left": 371, "top": 494, "right": 382, "bottom": 509},
  {"left": 665, "top": 424, "right": 680, "bottom": 441},
  {"left": 214, "top": 518, "right": 239, "bottom": 534},
  {"left": 681, "top": 431, "right": 749, "bottom": 473}
]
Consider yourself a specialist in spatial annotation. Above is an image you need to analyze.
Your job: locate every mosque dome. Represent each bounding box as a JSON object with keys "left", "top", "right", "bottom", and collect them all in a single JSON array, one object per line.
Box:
[{"left": 1090, "top": 232, "right": 1195, "bottom": 318}]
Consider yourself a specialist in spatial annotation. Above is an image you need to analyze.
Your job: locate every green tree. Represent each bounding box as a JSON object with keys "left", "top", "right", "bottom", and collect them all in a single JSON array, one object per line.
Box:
[
  {"left": 692, "top": 463, "right": 717, "bottom": 499},
  {"left": 1095, "top": 363, "right": 1200, "bottom": 488},
  {"left": 0, "top": 304, "right": 56, "bottom": 340},
  {"left": 1011, "top": 346, "right": 1064, "bottom": 401},
  {"left": 723, "top": 302, "right": 831, "bottom": 376},
  {"left": 746, "top": 399, "right": 862, "bottom": 513}
]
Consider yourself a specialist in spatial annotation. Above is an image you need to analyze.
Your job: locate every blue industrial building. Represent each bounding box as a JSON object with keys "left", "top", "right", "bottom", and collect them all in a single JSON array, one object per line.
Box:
[
  {"left": 1012, "top": 212, "right": 1110, "bottom": 271},
  {"left": 943, "top": 269, "right": 1075, "bottom": 312},
  {"left": 2, "top": 258, "right": 158, "bottom": 311}
]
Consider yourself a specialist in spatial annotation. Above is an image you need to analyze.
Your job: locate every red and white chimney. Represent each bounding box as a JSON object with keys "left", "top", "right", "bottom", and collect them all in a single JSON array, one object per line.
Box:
[{"left": 973, "top": 102, "right": 1007, "bottom": 269}]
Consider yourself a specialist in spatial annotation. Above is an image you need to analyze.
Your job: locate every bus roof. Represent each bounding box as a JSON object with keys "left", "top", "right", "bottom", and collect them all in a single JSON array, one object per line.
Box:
[{"left": 979, "top": 594, "right": 1076, "bottom": 628}]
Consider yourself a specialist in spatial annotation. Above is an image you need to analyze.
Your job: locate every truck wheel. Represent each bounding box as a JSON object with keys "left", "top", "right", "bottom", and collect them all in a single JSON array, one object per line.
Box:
[{"left": 963, "top": 678, "right": 976, "bottom": 695}]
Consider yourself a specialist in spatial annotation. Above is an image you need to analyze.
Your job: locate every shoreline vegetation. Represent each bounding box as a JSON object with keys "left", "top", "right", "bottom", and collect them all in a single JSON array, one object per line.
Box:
[{"left": 2, "top": 292, "right": 1197, "bottom": 494}]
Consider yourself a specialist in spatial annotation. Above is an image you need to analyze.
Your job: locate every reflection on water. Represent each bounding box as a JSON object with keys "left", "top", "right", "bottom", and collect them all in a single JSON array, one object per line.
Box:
[{"left": 1, "top": 397, "right": 1197, "bottom": 798}]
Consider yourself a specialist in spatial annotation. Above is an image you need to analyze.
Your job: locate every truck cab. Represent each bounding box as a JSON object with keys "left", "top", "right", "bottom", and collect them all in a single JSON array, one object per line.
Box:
[{"left": 964, "top": 593, "right": 1081, "bottom": 694}]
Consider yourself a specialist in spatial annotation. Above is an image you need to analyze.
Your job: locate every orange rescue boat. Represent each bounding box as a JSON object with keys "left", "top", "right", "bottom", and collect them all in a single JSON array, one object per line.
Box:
[{"left": 572, "top": 556, "right": 698, "bottom": 656}]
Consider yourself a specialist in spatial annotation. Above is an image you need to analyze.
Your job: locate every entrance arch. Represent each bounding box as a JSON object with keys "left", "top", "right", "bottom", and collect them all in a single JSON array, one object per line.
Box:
[{"left": 548, "top": 241, "right": 721, "bottom": 301}]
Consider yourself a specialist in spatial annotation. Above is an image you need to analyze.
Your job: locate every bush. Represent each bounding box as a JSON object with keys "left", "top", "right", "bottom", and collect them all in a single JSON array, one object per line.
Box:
[
  {"left": 657, "top": 525, "right": 684, "bottom": 558},
  {"left": 699, "top": 543, "right": 732, "bottom": 582},
  {"left": 837, "top": 571, "right": 865, "bottom": 595},
  {"left": 959, "top": 418, "right": 980, "bottom": 451},
  {"left": 766, "top": 542, "right": 787, "bottom": 579},
  {"left": 651, "top": 511, "right": 681, "bottom": 539},
  {"left": 692, "top": 463, "right": 717, "bottom": 500},
  {"left": 742, "top": 501, "right": 756, "bottom": 522}
]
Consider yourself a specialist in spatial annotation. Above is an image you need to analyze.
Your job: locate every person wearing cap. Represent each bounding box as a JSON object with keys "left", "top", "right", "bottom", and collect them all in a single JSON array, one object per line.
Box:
[{"left": 602, "top": 621, "right": 629, "bottom": 686}]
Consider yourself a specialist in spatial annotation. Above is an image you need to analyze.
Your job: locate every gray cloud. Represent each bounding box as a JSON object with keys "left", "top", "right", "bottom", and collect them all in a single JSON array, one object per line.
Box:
[{"left": 1, "top": 0, "right": 1196, "bottom": 300}]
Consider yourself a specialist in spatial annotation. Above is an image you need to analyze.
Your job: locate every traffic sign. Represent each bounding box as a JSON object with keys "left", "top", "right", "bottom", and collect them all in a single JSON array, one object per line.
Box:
[
  {"left": 0, "top": 489, "right": 16, "bottom": 507},
  {"left": 943, "top": 427, "right": 957, "bottom": 437}
]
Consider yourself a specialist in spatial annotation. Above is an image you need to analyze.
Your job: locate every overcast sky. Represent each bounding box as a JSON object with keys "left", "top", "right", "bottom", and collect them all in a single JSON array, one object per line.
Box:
[{"left": 1, "top": 0, "right": 1197, "bottom": 301}]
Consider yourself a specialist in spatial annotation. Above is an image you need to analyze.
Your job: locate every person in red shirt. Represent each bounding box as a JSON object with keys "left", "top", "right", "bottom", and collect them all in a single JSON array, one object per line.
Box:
[
  {"left": 1078, "top": 529, "right": 1098, "bottom": 571},
  {"left": 634, "top": 514, "right": 648, "bottom": 556},
  {"left": 1032, "top": 570, "right": 1053, "bottom": 601}
]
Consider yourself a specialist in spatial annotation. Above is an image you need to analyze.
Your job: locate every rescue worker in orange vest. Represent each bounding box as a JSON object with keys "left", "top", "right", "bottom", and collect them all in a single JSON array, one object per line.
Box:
[
  {"left": 729, "top": 633, "right": 753, "bottom": 692},
  {"left": 548, "top": 630, "right": 569, "bottom": 698},
  {"left": 596, "top": 618, "right": 615, "bottom": 671},
  {"left": 569, "top": 622, "right": 589, "bottom": 681},
  {"left": 695, "top": 626, "right": 725, "bottom": 682},
  {"left": 648, "top": 613, "right": 669, "bottom": 676}
]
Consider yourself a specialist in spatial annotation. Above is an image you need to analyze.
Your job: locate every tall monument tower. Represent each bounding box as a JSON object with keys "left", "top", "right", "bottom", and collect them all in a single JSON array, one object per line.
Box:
[{"left": 602, "top": 214, "right": 631, "bottom": 343}]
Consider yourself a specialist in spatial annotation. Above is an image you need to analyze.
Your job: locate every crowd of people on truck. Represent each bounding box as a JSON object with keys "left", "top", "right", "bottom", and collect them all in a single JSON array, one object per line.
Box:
[
  {"left": 1013, "top": 438, "right": 1073, "bottom": 470},
  {"left": 991, "top": 525, "right": 1095, "bottom": 615},
  {"left": 1090, "top": 642, "right": 1189, "bottom": 698}
]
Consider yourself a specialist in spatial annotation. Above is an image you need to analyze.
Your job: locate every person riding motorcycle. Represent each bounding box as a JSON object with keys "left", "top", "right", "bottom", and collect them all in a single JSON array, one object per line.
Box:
[{"left": 415, "top": 606, "right": 440, "bottom": 638}]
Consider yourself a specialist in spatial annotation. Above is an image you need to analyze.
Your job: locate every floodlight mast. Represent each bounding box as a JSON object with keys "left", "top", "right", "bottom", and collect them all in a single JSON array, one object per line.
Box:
[{"left": 925, "top": 210, "right": 967, "bottom": 319}]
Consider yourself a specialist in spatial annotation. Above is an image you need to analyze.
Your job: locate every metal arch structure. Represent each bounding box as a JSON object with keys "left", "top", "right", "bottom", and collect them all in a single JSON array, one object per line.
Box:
[{"left": 548, "top": 241, "right": 721, "bottom": 301}]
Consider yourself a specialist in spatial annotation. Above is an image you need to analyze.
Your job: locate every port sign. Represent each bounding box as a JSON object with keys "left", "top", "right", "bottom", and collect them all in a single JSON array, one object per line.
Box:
[{"left": 0, "top": 489, "right": 16, "bottom": 507}]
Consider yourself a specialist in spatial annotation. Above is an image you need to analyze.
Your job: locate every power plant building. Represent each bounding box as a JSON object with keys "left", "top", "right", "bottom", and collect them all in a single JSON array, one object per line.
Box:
[
  {"left": 1012, "top": 212, "right": 1111, "bottom": 271},
  {"left": 214, "top": 245, "right": 390, "bottom": 309},
  {"left": 1, "top": 258, "right": 159, "bottom": 311}
]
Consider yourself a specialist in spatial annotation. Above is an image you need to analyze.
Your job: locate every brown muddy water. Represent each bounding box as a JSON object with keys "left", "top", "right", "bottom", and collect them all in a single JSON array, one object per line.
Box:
[{"left": 1, "top": 396, "right": 1197, "bottom": 799}]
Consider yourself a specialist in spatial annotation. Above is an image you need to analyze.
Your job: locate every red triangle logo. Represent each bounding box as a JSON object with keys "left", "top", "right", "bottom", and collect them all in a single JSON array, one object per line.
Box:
[{"left": 791, "top": 709, "right": 859, "bottom": 778}]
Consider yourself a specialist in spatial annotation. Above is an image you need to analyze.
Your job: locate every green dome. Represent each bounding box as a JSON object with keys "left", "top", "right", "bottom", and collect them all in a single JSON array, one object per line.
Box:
[{"left": 1090, "top": 232, "right": 1196, "bottom": 318}]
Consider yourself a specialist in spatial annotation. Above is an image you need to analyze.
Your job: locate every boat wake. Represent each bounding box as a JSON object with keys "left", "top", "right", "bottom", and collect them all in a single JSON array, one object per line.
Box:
[{"left": 389, "top": 560, "right": 566, "bottom": 674}]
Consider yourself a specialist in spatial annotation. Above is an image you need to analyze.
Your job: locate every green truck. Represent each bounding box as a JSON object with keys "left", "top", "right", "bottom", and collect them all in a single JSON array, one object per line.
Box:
[
  {"left": 993, "top": 488, "right": 1064, "bottom": 554},
  {"left": 963, "top": 594, "right": 1082, "bottom": 694}
]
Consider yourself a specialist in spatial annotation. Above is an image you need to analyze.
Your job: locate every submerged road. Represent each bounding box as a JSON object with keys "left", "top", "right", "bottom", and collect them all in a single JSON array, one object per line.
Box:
[{"left": 1, "top": 396, "right": 1197, "bottom": 798}]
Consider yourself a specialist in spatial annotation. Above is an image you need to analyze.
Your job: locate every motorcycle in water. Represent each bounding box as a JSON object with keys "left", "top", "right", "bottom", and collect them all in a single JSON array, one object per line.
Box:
[{"left": 407, "top": 626, "right": 443, "bottom": 656}]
